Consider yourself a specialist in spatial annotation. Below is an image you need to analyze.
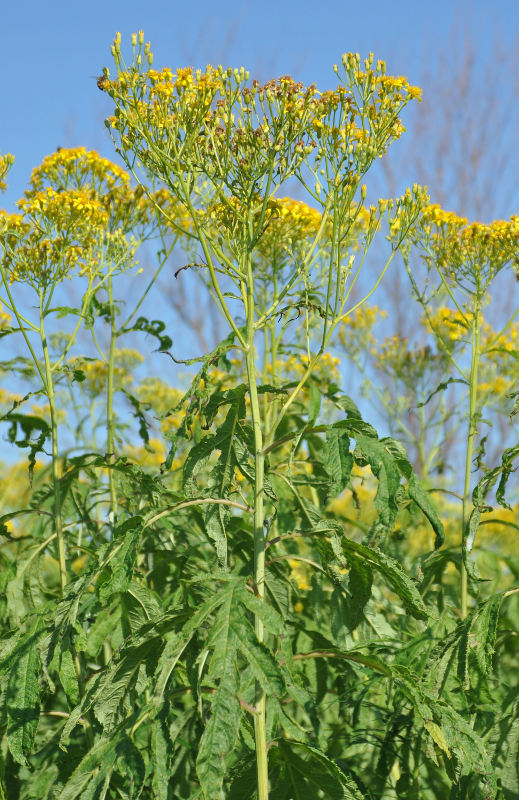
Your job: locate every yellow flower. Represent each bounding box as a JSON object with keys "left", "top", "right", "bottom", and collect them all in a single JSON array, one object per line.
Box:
[
  {"left": 0, "top": 301, "right": 11, "bottom": 328},
  {"left": 70, "top": 349, "right": 144, "bottom": 394},
  {"left": 0, "top": 153, "right": 14, "bottom": 193}
]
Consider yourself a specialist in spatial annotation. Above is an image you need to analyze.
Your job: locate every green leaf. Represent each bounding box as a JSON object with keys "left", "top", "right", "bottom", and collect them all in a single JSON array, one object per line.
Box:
[
  {"left": 352, "top": 434, "right": 401, "bottom": 540},
  {"left": 239, "top": 585, "right": 286, "bottom": 636},
  {"left": 416, "top": 376, "right": 468, "bottom": 408},
  {"left": 196, "top": 586, "right": 242, "bottom": 799},
  {"left": 272, "top": 740, "right": 367, "bottom": 799},
  {"left": 347, "top": 558, "right": 373, "bottom": 630},
  {"left": 119, "top": 314, "right": 172, "bottom": 351},
  {"left": 499, "top": 716, "right": 519, "bottom": 797},
  {"left": 123, "top": 581, "right": 162, "bottom": 632},
  {"left": 4, "top": 413, "right": 50, "bottom": 481},
  {"left": 58, "top": 640, "right": 80, "bottom": 706},
  {"left": 98, "top": 516, "right": 143, "bottom": 600},
  {"left": 406, "top": 472, "right": 445, "bottom": 549},
  {"left": 6, "top": 630, "right": 42, "bottom": 766},
  {"left": 333, "top": 533, "right": 428, "bottom": 620},
  {"left": 120, "top": 389, "right": 151, "bottom": 445},
  {"left": 323, "top": 427, "right": 353, "bottom": 500},
  {"left": 58, "top": 735, "right": 119, "bottom": 800},
  {"left": 201, "top": 384, "right": 247, "bottom": 429}
]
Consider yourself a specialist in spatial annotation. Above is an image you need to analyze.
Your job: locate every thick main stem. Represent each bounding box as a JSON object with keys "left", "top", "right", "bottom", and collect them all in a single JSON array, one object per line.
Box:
[
  {"left": 460, "top": 303, "right": 481, "bottom": 618},
  {"left": 245, "top": 266, "right": 269, "bottom": 800},
  {"left": 40, "top": 296, "right": 94, "bottom": 748},
  {"left": 40, "top": 300, "right": 67, "bottom": 596},
  {"left": 107, "top": 273, "right": 118, "bottom": 525}
]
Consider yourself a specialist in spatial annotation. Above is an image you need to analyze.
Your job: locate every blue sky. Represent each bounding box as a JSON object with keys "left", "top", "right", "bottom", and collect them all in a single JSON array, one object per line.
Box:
[{"left": 3, "top": 0, "right": 519, "bottom": 214}]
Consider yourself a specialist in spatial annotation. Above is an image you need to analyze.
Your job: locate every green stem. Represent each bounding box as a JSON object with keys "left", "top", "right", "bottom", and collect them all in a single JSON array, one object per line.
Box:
[
  {"left": 244, "top": 256, "right": 269, "bottom": 800},
  {"left": 460, "top": 301, "right": 481, "bottom": 618},
  {"left": 39, "top": 291, "right": 67, "bottom": 595},
  {"left": 39, "top": 294, "right": 93, "bottom": 748},
  {"left": 107, "top": 273, "right": 118, "bottom": 524},
  {"left": 0, "top": 264, "right": 46, "bottom": 386}
]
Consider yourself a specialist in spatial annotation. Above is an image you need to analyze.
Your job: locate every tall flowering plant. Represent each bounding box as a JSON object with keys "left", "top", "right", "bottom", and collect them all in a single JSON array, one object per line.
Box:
[
  {"left": 407, "top": 206, "right": 519, "bottom": 616},
  {"left": 92, "top": 33, "right": 444, "bottom": 799},
  {"left": 1, "top": 34, "right": 513, "bottom": 800}
]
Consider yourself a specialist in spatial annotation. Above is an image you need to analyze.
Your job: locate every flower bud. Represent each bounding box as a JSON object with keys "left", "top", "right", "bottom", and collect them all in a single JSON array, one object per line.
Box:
[
  {"left": 138, "top": 30, "right": 144, "bottom": 45},
  {"left": 360, "top": 184, "right": 367, "bottom": 201},
  {"left": 131, "top": 33, "right": 137, "bottom": 47},
  {"left": 114, "top": 32, "right": 121, "bottom": 52}
]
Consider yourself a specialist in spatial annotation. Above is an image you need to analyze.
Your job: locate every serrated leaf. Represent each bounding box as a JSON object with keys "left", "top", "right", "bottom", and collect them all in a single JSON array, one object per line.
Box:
[
  {"left": 323, "top": 427, "right": 353, "bottom": 500},
  {"left": 58, "top": 641, "right": 80, "bottom": 706},
  {"left": 58, "top": 735, "right": 119, "bottom": 800},
  {"left": 406, "top": 472, "right": 445, "bottom": 549},
  {"left": 6, "top": 629, "right": 42, "bottom": 765},
  {"left": 424, "top": 719, "right": 451, "bottom": 758},
  {"left": 123, "top": 581, "right": 162, "bottom": 632},
  {"left": 239, "top": 585, "right": 286, "bottom": 636},
  {"left": 273, "top": 740, "right": 367, "bottom": 799},
  {"left": 499, "top": 716, "right": 519, "bottom": 796},
  {"left": 196, "top": 643, "right": 241, "bottom": 799},
  {"left": 236, "top": 624, "right": 284, "bottom": 696},
  {"left": 335, "top": 535, "right": 428, "bottom": 620}
]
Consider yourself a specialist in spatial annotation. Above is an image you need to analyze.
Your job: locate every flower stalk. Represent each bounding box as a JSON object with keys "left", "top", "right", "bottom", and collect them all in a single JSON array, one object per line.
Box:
[{"left": 460, "top": 301, "right": 481, "bottom": 618}]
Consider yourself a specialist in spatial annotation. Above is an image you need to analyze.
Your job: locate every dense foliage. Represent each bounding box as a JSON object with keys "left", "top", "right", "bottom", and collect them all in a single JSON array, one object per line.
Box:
[{"left": 0, "top": 34, "right": 518, "bottom": 799}]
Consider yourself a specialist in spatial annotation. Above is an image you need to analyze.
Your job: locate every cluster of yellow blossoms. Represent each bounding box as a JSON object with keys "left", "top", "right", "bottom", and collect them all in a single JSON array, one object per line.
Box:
[
  {"left": 0, "top": 148, "right": 177, "bottom": 288},
  {"left": 0, "top": 153, "right": 14, "bottom": 193},
  {"left": 338, "top": 304, "right": 387, "bottom": 357},
  {"left": 0, "top": 300, "right": 11, "bottom": 328},
  {"left": 69, "top": 349, "right": 144, "bottom": 395},
  {"left": 135, "top": 378, "right": 185, "bottom": 434},
  {"left": 102, "top": 34, "right": 422, "bottom": 216},
  {"left": 419, "top": 204, "right": 519, "bottom": 286}
]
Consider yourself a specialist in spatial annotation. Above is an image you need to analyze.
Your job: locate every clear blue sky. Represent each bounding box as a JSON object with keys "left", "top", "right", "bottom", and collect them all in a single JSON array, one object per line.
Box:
[{"left": 2, "top": 0, "right": 519, "bottom": 213}]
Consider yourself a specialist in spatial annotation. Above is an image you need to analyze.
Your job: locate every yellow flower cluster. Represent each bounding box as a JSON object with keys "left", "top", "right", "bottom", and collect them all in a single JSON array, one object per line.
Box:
[
  {"left": 135, "top": 378, "right": 186, "bottom": 433},
  {"left": 1, "top": 148, "right": 159, "bottom": 288},
  {"left": 153, "top": 188, "right": 193, "bottom": 233},
  {"left": 121, "top": 437, "right": 180, "bottom": 471},
  {"left": 28, "top": 147, "right": 129, "bottom": 192},
  {"left": 264, "top": 197, "right": 322, "bottom": 239},
  {"left": 376, "top": 74, "right": 422, "bottom": 102},
  {"left": 263, "top": 352, "right": 341, "bottom": 385},
  {"left": 0, "top": 153, "right": 14, "bottom": 193},
  {"left": 489, "top": 323, "right": 519, "bottom": 354},
  {"left": 1, "top": 210, "right": 100, "bottom": 285},
  {"left": 104, "top": 38, "right": 422, "bottom": 204},
  {"left": 372, "top": 335, "right": 437, "bottom": 383},
  {"left": 422, "top": 204, "right": 467, "bottom": 228},
  {"left": 19, "top": 187, "right": 109, "bottom": 227},
  {"left": 69, "top": 349, "right": 144, "bottom": 394},
  {"left": 338, "top": 304, "right": 387, "bottom": 354},
  {"left": 0, "top": 387, "right": 22, "bottom": 409},
  {"left": 0, "top": 301, "right": 11, "bottom": 328},
  {"left": 478, "top": 376, "right": 512, "bottom": 396},
  {"left": 419, "top": 204, "right": 519, "bottom": 286},
  {"left": 423, "top": 307, "right": 473, "bottom": 349},
  {"left": 205, "top": 195, "right": 325, "bottom": 254}
]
